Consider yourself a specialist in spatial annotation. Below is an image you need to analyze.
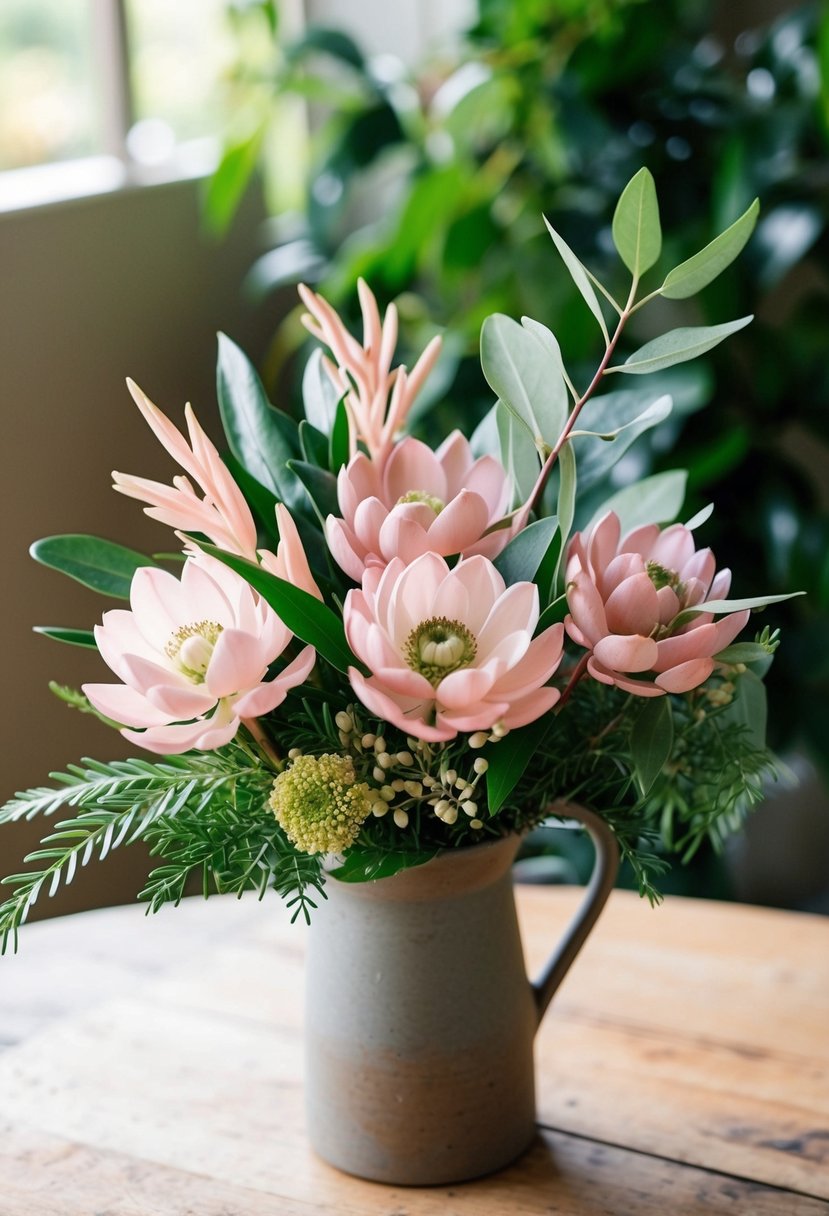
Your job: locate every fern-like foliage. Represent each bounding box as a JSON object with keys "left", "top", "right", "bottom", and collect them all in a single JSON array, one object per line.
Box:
[{"left": 0, "top": 744, "right": 323, "bottom": 953}]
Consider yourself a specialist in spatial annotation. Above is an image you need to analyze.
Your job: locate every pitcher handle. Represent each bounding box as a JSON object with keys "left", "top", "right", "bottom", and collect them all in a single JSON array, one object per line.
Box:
[{"left": 531, "top": 802, "right": 620, "bottom": 1025}]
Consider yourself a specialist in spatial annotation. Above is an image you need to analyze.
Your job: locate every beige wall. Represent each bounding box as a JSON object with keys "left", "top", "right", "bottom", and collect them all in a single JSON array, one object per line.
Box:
[{"left": 0, "top": 176, "right": 279, "bottom": 919}]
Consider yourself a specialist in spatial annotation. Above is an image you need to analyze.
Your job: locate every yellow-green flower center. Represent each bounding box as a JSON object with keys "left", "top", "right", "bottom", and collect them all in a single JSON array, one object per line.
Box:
[
  {"left": 270, "top": 753, "right": 371, "bottom": 855},
  {"left": 397, "top": 489, "right": 446, "bottom": 515},
  {"left": 165, "top": 620, "right": 223, "bottom": 683},
  {"left": 646, "top": 560, "right": 682, "bottom": 592},
  {"left": 405, "top": 616, "right": 477, "bottom": 686}
]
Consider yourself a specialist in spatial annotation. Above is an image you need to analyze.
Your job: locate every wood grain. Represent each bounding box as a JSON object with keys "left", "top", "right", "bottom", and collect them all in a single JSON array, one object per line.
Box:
[{"left": 0, "top": 888, "right": 827, "bottom": 1215}]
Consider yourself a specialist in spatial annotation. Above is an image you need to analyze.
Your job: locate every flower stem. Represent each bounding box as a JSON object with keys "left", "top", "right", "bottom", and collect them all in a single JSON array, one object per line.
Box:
[
  {"left": 557, "top": 652, "right": 590, "bottom": 711},
  {"left": 242, "top": 717, "right": 283, "bottom": 772}
]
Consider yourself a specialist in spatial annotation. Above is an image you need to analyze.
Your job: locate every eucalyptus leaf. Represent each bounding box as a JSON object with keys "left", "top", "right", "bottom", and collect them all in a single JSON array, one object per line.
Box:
[
  {"left": 520, "top": 316, "right": 574, "bottom": 400},
  {"left": 486, "top": 716, "right": 550, "bottom": 815},
  {"left": 588, "top": 470, "right": 687, "bottom": 533},
  {"left": 609, "top": 317, "right": 753, "bottom": 376},
  {"left": 470, "top": 402, "right": 499, "bottom": 459},
  {"left": 30, "top": 535, "right": 157, "bottom": 599},
  {"left": 571, "top": 392, "right": 672, "bottom": 488},
  {"left": 686, "top": 591, "right": 804, "bottom": 616},
  {"left": 198, "top": 543, "right": 359, "bottom": 675},
  {"left": 481, "top": 314, "right": 568, "bottom": 450},
  {"left": 570, "top": 393, "right": 671, "bottom": 440},
  {"left": 714, "top": 642, "right": 774, "bottom": 664},
  {"left": 496, "top": 401, "right": 540, "bottom": 508},
  {"left": 493, "top": 516, "right": 560, "bottom": 586},
  {"left": 631, "top": 698, "right": 674, "bottom": 796},
  {"left": 301, "top": 349, "right": 340, "bottom": 434},
  {"left": 33, "top": 627, "right": 98, "bottom": 649},
  {"left": 661, "top": 199, "right": 759, "bottom": 299},
  {"left": 543, "top": 217, "right": 609, "bottom": 343},
  {"left": 684, "top": 503, "right": 715, "bottom": 531},
  {"left": 612, "top": 167, "right": 662, "bottom": 277}
]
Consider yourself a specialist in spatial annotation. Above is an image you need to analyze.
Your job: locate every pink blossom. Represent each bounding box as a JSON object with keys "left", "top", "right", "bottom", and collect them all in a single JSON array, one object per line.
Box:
[
  {"left": 299, "top": 279, "right": 442, "bottom": 464},
  {"left": 113, "top": 380, "right": 259, "bottom": 560},
  {"left": 344, "top": 552, "right": 564, "bottom": 741},
  {"left": 565, "top": 511, "right": 750, "bottom": 696},
  {"left": 83, "top": 556, "right": 314, "bottom": 754},
  {"left": 261, "top": 503, "right": 323, "bottom": 602},
  {"left": 326, "top": 433, "right": 513, "bottom": 581}
]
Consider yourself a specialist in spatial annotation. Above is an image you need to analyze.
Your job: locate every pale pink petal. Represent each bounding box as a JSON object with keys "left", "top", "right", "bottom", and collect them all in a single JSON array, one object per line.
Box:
[
  {"left": 378, "top": 512, "right": 431, "bottom": 565},
  {"left": 144, "top": 684, "right": 217, "bottom": 719},
  {"left": 709, "top": 569, "right": 732, "bottom": 600},
  {"left": 564, "top": 616, "right": 591, "bottom": 650},
  {"left": 477, "top": 583, "right": 539, "bottom": 656},
  {"left": 601, "top": 552, "right": 644, "bottom": 596},
  {"left": 604, "top": 573, "right": 660, "bottom": 636},
  {"left": 347, "top": 668, "right": 453, "bottom": 742},
  {"left": 655, "top": 658, "right": 715, "bottom": 693},
  {"left": 435, "top": 430, "right": 473, "bottom": 492},
  {"left": 680, "top": 546, "right": 716, "bottom": 590},
  {"left": 652, "top": 623, "right": 718, "bottom": 672},
  {"left": 383, "top": 437, "right": 447, "bottom": 503},
  {"left": 93, "top": 614, "right": 157, "bottom": 682},
  {"left": 271, "top": 504, "right": 322, "bottom": 600},
  {"left": 436, "top": 666, "right": 497, "bottom": 709},
  {"left": 122, "top": 711, "right": 240, "bottom": 755},
  {"left": 656, "top": 585, "right": 681, "bottom": 625},
  {"left": 129, "top": 566, "right": 188, "bottom": 650},
  {"left": 180, "top": 558, "right": 235, "bottom": 626},
  {"left": 436, "top": 704, "right": 508, "bottom": 732},
  {"left": 121, "top": 653, "right": 189, "bottom": 694},
  {"left": 587, "top": 512, "right": 621, "bottom": 578},
  {"left": 391, "top": 552, "right": 449, "bottom": 631},
  {"left": 712, "top": 609, "right": 750, "bottom": 651},
  {"left": 82, "top": 682, "right": 172, "bottom": 728},
  {"left": 651, "top": 524, "right": 695, "bottom": 572},
  {"left": 234, "top": 645, "right": 316, "bottom": 715},
  {"left": 324, "top": 516, "right": 367, "bottom": 583},
  {"left": 449, "top": 557, "right": 505, "bottom": 631},
  {"left": 566, "top": 574, "right": 609, "bottom": 646},
  {"left": 620, "top": 523, "right": 660, "bottom": 557},
  {"left": 462, "top": 456, "right": 512, "bottom": 518},
  {"left": 588, "top": 658, "right": 663, "bottom": 697},
  {"left": 372, "top": 667, "right": 435, "bottom": 699},
  {"left": 426, "top": 490, "right": 490, "bottom": 555},
  {"left": 206, "top": 628, "right": 270, "bottom": 699},
  {"left": 493, "top": 624, "right": 564, "bottom": 698},
  {"left": 500, "top": 685, "right": 561, "bottom": 729},
  {"left": 352, "top": 496, "right": 389, "bottom": 551},
  {"left": 593, "top": 634, "right": 659, "bottom": 673}
]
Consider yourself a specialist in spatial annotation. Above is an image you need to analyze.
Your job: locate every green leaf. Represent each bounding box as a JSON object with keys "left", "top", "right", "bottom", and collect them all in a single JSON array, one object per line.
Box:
[
  {"left": 330, "top": 846, "right": 438, "bottom": 883},
  {"left": 216, "top": 333, "right": 303, "bottom": 509},
  {"left": 684, "top": 503, "right": 714, "bottom": 531},
  {"left": 496, "top": 401, "right": 540, "bottom": 508},
  {"left": 631, "top": 698, "right": 674, "bottom": 796},
  {"left": 612, "top": 167, "right": 662, "bottom": 277},
  {"left": 721, "top": 670, "right": 767, "bottom": 750},
  {"left": 571, "top": 393, "right": 672, "bottom": 440},
  {"left": 520, "top": 316, "right": 573, "bottom": 399},
  {"left": 714, "top": 642, "right": 774, "bottom": 664},
  {"left": 289, "top": 460, "right": 339, "bottom": 524},
  {"left": 571, "top": 392, "right": 671, "bottom": 489},
  {"left": 481, "top": 314, "right": 569, "bottom": 450},
  {"left": 33, "top": 626, "right": 97, "bottom": 649},
  {"left": 661, "top": 199, "right": 759, "bottom": 299},
  {"left": 203, "top": 119, "right": 266, "bottom": 237},
  {"left": 543, "top": 217, "right": 609, "bottom": 343},
  {"left": 486, "top": 717, "right": 550, "bottom": 815},
  {"left": 301, "top": 348, "right": 340, "bottom": 435},
  {"left": 299, "top": 420, "right": 331, "bottom": 469},
  {"left": 198, "top": 543, "right": 358, "bottom": 675},
  {"left": 588, "top": 470, "right": 688, "bottom": 533},
  {"left": 683, "top": 591, "right": 805, "bottom": 617},
  {"left": 609, "top": 317, "right": 753, "bottom": 376},
  {"left": 329, "top": 397, "right": 350, "bottom": 474},
  {"left": 493, "top": 517, "right": 560, "bottom": 586},
  {"left": 285, "top": 25, "right": 366, "bottom": 71},
  {"left": 30, "top": 535, "right": 157, "bottom": 599}
]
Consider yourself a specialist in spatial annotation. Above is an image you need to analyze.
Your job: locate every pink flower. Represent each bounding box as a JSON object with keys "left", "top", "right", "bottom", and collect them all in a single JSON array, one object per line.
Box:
[
  {"left": 299, "top": 279, "right": 442, "bottom": 464},
  {"left": 83, "top": 556, "right": 314, "bottom": 754},
  {"left": 344, "top": 552, "right": 564, "bottom": 741},
  {"left": 261, "top": 503, "right": 323, "bottom": 602},
  {"left": 113, "top": 380, "right": 259, "bottom": 560},
  {"left": 326, "top": 433, "right": 513, "bottom": 580},
  {"left": 565, "top": 511, "right": 750, "bottom": 696}
]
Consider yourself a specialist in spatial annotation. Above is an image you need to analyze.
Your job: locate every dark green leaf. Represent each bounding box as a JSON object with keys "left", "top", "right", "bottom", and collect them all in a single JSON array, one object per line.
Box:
[
  {"left": 285, "top": 25, "right": 366, "bottom": 71},
  {"left": 494, "top": 517, "right": 560, "bottom": 586},
  {"left": 289, "top": 460, "right": 339, "bottom": 523},
  {"left": 33, "top": 627, "right": 97, "bottom": 649},
  {"left": 198, "top": 543, "right": 359, "bottom": 675},
  {"left": 721, "top": 670, "right": 767, "bottom": 750},
  {"left": 301, "top": 349, "right": 340, "bottom": 435},
  {"left": 299, "top": 419, "right": 332, "bottom": 469},
  {"left": 30, "top": 535, "right": 157, "bottom": 599},
  {"left": 203, "top": 120, "right": 266, "bottom": 237},
  {"left": 631, "top": 698, "right": 673, "bottom": 796},
  {"left": 330, "top": 846, "right": 438, "bottom": 883},
  {"left": 714, "top": 642, "right": 773, "bottom": 664},
  {"left": 486, "top": 717, "right": 550, "bottom": 815},
  {"left": 329, "top": 397, "right": 350, "bottom": 474}
]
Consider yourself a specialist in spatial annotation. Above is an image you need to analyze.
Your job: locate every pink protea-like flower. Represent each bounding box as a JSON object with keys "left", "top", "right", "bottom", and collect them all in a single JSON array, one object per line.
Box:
[
  {"left": 565, "top": 511, "right": 750, "bottom": 696},
  {"left": 113, "top": 383, "right": 322, "bottom": 601},
  {"left": 326, "top": 433, "right": 513, "bottom": 580},
  {"left": 113, "top": 380, "right": 259, "bottom": 560},
  {"left": 83, "top": 555, "right": 314, "bottom": 754},
  {"left": 344, "top": 552, "right": 565, "bottom": 742},
  {"left": 299, "top": 279, "right": 442, "bottom": 464}
]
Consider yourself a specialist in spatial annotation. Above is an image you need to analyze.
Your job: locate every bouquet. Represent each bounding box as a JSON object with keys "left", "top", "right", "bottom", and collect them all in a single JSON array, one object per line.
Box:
[{"left": 0, "top": 170, "right": 798, "bottom": 951}]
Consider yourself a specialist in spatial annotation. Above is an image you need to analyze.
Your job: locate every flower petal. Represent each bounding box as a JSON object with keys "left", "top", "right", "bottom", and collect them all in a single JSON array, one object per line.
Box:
[
  {"left": 604, "top": 573, "right": 660, "bottom": 636},
  {"left": 655, "top": 658, "right": 715, "bottom": 693},
  {"left": 593, "top": 633, "right": 658, "bottom": 672},
  {"left": 82, "top": 682, "right": 172, "bottom": 727},
  {"left": 205, "top": 628, "right": 270, "bottom": 699}
]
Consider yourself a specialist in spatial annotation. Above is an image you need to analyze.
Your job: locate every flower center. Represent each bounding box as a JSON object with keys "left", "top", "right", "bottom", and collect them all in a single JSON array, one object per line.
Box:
[
  {"left": 404, "top": 617, "right": 477, "bottom": 686},
  {"left": 646, "top": 560, "right": 682, "bottom": 593},
  {"left": 397, "top": 489, "right": 446, "bottom": 515},
  {"left": 165, "top": 620, "right": 223, "bottom": 683}
]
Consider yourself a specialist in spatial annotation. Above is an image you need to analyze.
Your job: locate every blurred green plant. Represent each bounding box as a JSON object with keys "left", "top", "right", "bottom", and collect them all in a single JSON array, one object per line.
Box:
[{"left": 209, "top": 0, "right": 829, "bottom": 784}]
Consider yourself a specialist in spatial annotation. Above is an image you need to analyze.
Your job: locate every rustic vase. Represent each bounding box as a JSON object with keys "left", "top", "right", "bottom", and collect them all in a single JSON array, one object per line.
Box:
[{"left": 304, "top": 805, "right": 619, "bottom": 1186}]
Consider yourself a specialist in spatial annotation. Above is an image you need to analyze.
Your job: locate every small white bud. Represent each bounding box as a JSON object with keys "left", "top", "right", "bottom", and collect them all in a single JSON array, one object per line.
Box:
[
  {"left": 435, "top": 799, "right": 451, "bottom": 815},
  {"left": 373, "top": 766, "right": 386, "bottom": 783},
  {"left": 444, "top": 768, "right": 457, "bottom": 786},
  {"left": 422, "top": 775, "right": 436, "bottom": 787},
  {"left": 288, "top": 747, "right": 303, "bottom": 760},
  {"left": 404, "top": 780, "right": 423, "bottom": 797},
  {"left": 338, "top": 731, "right": 350, "bottom": 747},
  {"left": 391, "top": 779, "right": 405, "bottom": 792},
  {"left": 407, "top": 736, "right": 419, "bottom": 750},
  {"left": 463, "top": 801, "right": 478, "bottom": 818},
  {"left": 378, "top": 752, "right": 394, "bottom": 769},
  {"left": 374, "top": 736, "right": 387, "bottom": 754},
  {"left": 473, "top": 757, "right": 489, "bottom": 774},
  {"left": 491, "top": 721, "right": 508, "bottom": 739},
  {"left": 469, "top": 732, "right": 489, "bottom": 749},
  {"left": 335, "top": 711, "right": 353, "bottom": 732},
  {"left": 362, "top": 733, "right": 376, "bottom": 748},
  {"left": 441, "top": 805, "right": 458, "bottom": 825},
  {"left": 470, "top": 818, "right": 483, "bottom": 829},
  {"left": 380, "top": 786, "right": 396, "bottom": 802},
  {"left": 459, "top": 787, "right": 473, "bottom": 802},
  {"left": 371, "top": 801, "right": 389, "bottom": 817},
  {"left": 393, "top": 808, "right": 409, "bottom": 829},
  {"left": 396, "top": 751, "right": 414, "bottom": 767}
]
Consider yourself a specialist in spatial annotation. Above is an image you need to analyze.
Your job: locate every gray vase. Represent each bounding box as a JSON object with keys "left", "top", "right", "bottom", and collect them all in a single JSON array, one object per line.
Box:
[{"left": 304, "top": 805, "right": 619, "bottom": 1185}]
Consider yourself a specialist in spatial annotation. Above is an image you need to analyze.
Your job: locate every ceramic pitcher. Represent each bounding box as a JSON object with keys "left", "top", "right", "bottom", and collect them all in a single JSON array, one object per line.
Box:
[{"left": 304, "top": 805, "right": 619, "bottom": 1185}]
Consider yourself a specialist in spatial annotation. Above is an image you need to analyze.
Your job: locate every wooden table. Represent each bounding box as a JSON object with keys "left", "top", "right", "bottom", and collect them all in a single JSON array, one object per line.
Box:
[{"left": 1, "top": 887, "right": 827, "bottom": 1215}]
